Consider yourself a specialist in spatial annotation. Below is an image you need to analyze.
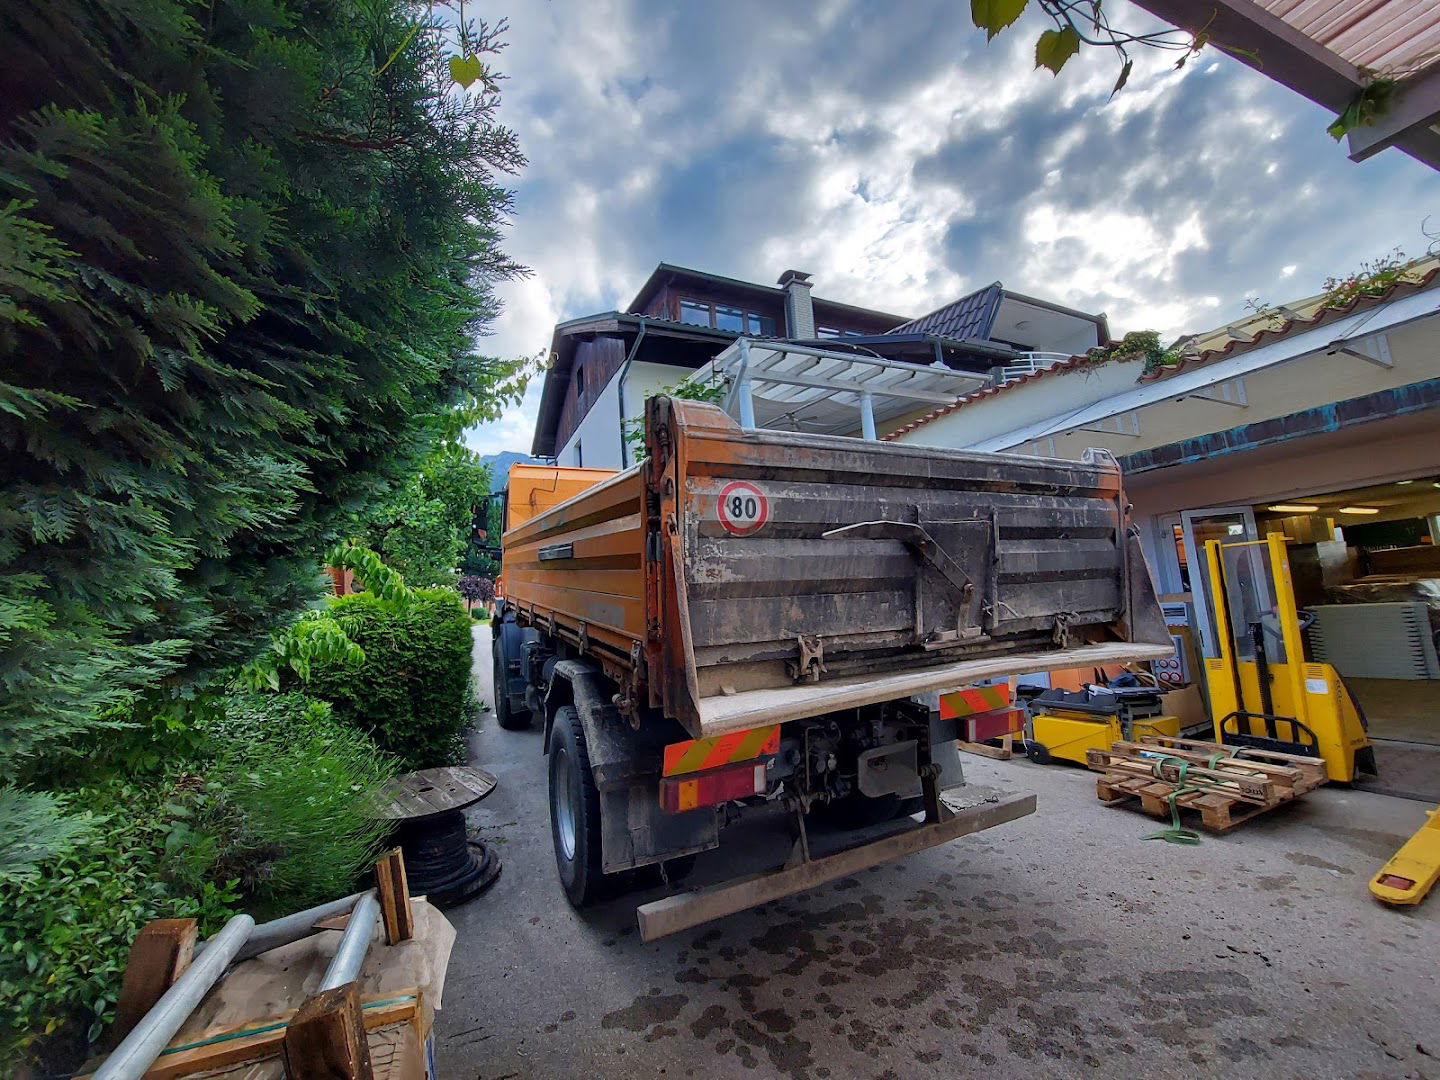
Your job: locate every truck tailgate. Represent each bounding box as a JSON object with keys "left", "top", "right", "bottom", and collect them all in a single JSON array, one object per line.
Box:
[{"left": 646, "top": 399, "right": 1171, "bottom": 737}]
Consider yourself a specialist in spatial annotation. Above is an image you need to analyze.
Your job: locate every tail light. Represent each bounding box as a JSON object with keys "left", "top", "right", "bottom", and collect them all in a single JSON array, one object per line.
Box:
[{"left": 660, "top": 759, "right": 767, "bottom": 813}]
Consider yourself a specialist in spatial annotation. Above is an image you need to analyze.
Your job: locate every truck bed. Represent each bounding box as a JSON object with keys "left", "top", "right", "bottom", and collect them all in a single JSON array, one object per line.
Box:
[{"left": 501, "top": 397, "right": 1172, "bottom": 738}]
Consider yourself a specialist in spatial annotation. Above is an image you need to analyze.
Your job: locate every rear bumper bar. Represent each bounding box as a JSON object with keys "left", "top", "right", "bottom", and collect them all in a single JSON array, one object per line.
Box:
[{"left": 635, "top": 790, "right": 1036, "bottom": 942}]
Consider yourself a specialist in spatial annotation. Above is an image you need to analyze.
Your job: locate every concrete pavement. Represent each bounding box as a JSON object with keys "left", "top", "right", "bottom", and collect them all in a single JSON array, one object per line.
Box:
[{"left": 439, "top": 624, "right": 1439, "bottom": 1079}]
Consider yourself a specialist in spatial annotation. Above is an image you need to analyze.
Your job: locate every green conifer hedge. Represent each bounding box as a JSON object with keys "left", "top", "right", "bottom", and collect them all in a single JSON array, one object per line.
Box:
[{"left": 0, "top": 1, "right": 524, "bottom": 837}]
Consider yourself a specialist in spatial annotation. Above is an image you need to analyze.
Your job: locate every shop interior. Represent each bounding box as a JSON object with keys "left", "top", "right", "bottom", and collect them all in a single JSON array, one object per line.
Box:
[{"left": 1164, "top": 476, "right": 1440, "bottom": 801}]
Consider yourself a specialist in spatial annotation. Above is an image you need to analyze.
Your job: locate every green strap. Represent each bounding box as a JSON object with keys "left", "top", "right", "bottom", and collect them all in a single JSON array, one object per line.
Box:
[{"left": 1140, "top": 755, "right": 1203, "bottom": 845}]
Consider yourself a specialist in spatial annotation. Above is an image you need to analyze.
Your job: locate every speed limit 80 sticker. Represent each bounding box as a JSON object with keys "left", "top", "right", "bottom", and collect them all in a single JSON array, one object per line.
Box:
[{"left": 716, "top": 480, "right": 769, "bottom": 536}]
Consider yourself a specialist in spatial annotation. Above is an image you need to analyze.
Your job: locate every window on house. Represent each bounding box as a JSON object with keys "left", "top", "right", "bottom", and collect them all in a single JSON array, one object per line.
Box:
[
  {"left": 817, "top": 326, "right": 865, "bottom": 339},
  {"left": 677, "top": 298, "right": 776, "bottom": 336},
  {"left": 714, "top": 305, "right": 746, "bottom": 332}
]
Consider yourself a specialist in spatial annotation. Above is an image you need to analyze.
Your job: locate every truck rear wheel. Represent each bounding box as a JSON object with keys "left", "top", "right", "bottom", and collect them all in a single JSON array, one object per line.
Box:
[
  {"left": 492, "top": 634, "right": 530, "bottom": 731},
  {"left": 548, "top": 705, "right": 606, "bottom": 907}
]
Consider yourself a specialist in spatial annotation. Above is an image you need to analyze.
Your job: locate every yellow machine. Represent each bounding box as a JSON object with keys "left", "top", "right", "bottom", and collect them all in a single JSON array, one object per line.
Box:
[
  {"left": 1201, "top": 533, "right": 1374, "bottom": 783},
  {"left": 1026, "top": 687, "right": 1181, "bottom": 766},
  {"left": 1372, "top": 808, "right": 1440, "bottom": 906}
]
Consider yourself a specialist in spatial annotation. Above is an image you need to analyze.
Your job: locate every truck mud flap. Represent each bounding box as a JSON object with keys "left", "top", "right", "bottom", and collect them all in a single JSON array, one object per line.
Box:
[{"left": 635, "top": 790, "right": 1036, "bottom": 942}]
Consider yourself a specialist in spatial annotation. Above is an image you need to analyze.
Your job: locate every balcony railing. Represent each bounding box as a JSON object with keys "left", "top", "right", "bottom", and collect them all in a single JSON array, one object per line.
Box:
[{"left": 996, "top": 352, "right": 1072, "bottom": 385}]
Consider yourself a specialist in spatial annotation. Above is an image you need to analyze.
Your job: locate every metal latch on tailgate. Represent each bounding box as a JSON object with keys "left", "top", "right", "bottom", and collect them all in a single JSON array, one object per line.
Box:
[{"left": 823, "top": 519, "right": 987, "bottom": 642}]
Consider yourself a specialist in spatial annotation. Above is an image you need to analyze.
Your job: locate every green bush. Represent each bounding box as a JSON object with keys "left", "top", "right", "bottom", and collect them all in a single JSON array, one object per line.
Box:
[
  {"left": 303, "top": 589, "right": 476, "bottom": 769},
  {"left": 0, "top": 777, "right": 240, "bottom": 1059},
  {"left": 0, "top": 689, "right": 396, "bottom": 1061},
  {"left": 200, "top": 692, "right": 398, "bottom": 916}
]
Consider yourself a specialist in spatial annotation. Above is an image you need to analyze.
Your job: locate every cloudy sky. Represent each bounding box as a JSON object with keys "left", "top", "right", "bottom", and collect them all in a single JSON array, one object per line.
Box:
[{"left": 463, "top": 0, "right": 1439, "bottom": 458}]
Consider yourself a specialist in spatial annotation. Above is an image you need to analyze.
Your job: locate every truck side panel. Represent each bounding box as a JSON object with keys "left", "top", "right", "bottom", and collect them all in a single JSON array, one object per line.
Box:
[{"left": 502, "top": 466, "right": 647, "bottom": 665}]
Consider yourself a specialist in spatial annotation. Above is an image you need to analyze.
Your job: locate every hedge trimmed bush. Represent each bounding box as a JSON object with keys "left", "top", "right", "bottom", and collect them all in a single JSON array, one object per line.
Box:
[{"left": 303, "top": 589, "right": 476, "bottom": 769}]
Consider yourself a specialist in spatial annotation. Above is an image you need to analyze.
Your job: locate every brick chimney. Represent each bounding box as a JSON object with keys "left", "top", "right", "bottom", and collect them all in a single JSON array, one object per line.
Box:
[{"left": 777, "top": 270, "right": 815, "bottom": 339}]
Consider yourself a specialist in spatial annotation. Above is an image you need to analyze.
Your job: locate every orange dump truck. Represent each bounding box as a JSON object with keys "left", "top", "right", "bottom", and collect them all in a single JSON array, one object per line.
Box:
[{"left": 491, "top": 396, "right": 1172, "bottom": 939}]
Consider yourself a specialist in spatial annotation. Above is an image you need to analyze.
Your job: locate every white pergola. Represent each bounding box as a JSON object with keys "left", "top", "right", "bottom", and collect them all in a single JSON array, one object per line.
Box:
[{"left": 695, "top": 339, "right": 991, "bottom": 439}]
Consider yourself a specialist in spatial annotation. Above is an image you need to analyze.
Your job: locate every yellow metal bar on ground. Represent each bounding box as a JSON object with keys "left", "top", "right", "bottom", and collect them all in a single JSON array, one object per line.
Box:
[{"left": 1371, "top": 808, "right": 1440, "bottom": 906}]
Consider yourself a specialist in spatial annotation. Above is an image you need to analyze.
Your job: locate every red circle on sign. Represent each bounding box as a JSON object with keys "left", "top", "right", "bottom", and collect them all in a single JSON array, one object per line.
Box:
[{"left": 717, "top": 481, "right": 769, "bottom": 536}]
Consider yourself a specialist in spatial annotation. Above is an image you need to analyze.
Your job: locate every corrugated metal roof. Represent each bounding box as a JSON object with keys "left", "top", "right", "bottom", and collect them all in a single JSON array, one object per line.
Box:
[
  {"left": 882, "top": 260, "right": 1440, "bottom": 441},
  {"left": 1256, "top": 0, "right": 1440, "bottom": 78},
  {"left": 887, "top": 284, "right": 1003, "bottom": 340}
]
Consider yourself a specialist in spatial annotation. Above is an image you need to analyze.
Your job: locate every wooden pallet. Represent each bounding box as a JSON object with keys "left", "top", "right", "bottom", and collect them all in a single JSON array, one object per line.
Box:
[
  {"left": 1090, "top": 735, "right": 1326, "bottom": 832},
  {"left": 1096, "top": 774, "right": 1286, "bottom": 831}
]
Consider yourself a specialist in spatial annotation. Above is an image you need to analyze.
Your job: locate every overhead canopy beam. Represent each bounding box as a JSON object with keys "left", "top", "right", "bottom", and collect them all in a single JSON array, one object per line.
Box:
[
  {"left": 1345, "top": 64, "right": 1440, "bottom": 163},
  {"left": 739, "top": 369, "right": 966, "bottom": 406},
  {"left": 1129, "top": 0, "right": 1440, "bottom": 171}
]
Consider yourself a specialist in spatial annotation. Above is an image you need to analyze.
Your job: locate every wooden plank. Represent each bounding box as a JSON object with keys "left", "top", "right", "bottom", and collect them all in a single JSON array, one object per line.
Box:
[
  {"left": 374, "top": 849, "right": 413, "bottom": 946},
  {"left": 958, "top": 739, "right": 1012, "bottom": 760},
  {"left": 1138, "top": 734, "right": 1326, "bottom": 769},
  {"left": 1084, "top": 754, "right": 1276, "bottom": 804},
  {"left": 282, "top": 983, "right": 374, "bottom": 1080},
  {"left": 83, "top": 992, "right": 419, "bottom": 1080},
  {"left": 112, "top": 919, "right": 198, "bottom": 1042},
  {"left": 1109, "top": 740, "right": 1309, "bottom": 785}
]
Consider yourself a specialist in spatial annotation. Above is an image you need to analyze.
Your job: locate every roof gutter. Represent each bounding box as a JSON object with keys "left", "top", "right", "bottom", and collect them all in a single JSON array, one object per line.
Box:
[{"left": 616, "top": 316, "right": 648, "bottom": 468}]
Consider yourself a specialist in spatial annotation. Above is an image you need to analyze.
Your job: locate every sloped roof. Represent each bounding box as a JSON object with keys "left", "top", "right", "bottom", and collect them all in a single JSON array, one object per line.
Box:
[
  {"left": 882, "top": 348, "right": 1109, "bottom": 440},
  {"left": 889, "top": 284, "right": 1003, "bottom": 340},
  {"left": 1136, "top": 261, "right": 1440, "bottom": 383},
  {"left": 883, "top": 259, "right": 1440, "bottom": 441}
]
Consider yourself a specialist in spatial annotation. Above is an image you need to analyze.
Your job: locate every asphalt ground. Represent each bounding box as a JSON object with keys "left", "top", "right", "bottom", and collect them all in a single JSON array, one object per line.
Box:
[{"left": 436, "top": 624, "right": 1440, "bottom": 1079}]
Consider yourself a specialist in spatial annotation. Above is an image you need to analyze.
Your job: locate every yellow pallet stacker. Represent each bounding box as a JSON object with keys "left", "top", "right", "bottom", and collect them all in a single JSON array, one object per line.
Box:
[
  {"left": 1372, "top": 808, "right": 1440, "bottom": 906},
  {"left": 1201, "top": 533, "right": 1375, "bottom": 784}
]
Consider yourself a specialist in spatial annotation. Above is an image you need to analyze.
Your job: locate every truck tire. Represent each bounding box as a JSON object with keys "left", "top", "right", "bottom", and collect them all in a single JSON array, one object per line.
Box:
[
  {"left": 548, "top": 705, "right": 606, "bottom": 907},
  {"left": 491, "top": 635, "right": 530, "bottom": 731}
]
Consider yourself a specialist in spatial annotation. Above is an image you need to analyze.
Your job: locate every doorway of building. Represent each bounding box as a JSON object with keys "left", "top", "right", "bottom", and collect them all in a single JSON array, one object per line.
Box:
[{"left": 1179, "top": 505, "right": 1259, "bottom": 658}]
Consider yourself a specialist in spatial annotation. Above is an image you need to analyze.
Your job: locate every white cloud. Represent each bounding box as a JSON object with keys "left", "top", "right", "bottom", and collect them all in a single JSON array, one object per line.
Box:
[{"left": 460, "top": 0, "right": 1440, "bottom": 454}]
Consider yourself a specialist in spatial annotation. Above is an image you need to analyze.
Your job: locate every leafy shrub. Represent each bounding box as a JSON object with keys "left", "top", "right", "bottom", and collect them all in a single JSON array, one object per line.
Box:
[
  {"left": 0, "top": 777, "right": 240, "bottom": 1060},
  {"left": 0, "top": 689, "right": 396, "bottom": 1062},
  {"left": 303, "top": 589, "right": 476, "bottom": 769},
  {"left": 199, "top": 692, "right": 398, "bottom": 916}
]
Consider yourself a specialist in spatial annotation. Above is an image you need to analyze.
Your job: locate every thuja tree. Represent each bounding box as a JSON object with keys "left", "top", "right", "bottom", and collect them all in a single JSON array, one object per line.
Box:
[{"left": 0, "top": 0, "right": 526, "bottom": 851}]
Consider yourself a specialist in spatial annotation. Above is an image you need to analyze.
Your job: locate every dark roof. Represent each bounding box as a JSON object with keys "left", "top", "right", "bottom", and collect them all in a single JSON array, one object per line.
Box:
[
  {"left": 887, "top": 283, "right": 1109, "bottom": 342},
  {"left": 889, "top": 284, "right": 1003, "bottom": 340},
  {"left": 626, "top": 262, "right": 910, "bottom": 324},
  {"left": 627, "top": 263, "right": 783, "bottom": 312},
  {"left": 531, "top": 313, "right": 753, "bottom": 456}
]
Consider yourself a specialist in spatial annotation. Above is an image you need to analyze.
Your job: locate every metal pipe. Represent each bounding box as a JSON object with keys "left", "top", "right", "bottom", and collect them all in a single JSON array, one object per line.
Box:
[
  {"left": 736, "top": 338, "right": 755, "bottom": 429},
  {"left": 319, "top": 891, "right": 380, "bottom": 991},
  {"left": 617, "top": 316, "right": 647, "bottom": 467},
  {"left": 859, "top": 390, "right": 877, "bottom": 441},
  {"left": 94, "top": 914, "right": 255, "bottom": 1080},
  {"left": 194, "top": 891, "right": 365, "bottom": 964}
]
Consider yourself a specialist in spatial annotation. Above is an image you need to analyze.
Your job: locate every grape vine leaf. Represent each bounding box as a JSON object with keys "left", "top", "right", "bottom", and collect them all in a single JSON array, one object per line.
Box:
[
  {"left": 971, "top": 0, "right": 1029, "bottom": 42},
  {"left": 1035, "top": 26, "right": 1081, "bottom": 75}
]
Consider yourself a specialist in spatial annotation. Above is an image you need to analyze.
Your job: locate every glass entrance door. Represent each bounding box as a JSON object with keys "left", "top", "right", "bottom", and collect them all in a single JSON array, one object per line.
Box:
[{"left": 1180, "top": 505, "right": 1259, "bottom": 657}]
